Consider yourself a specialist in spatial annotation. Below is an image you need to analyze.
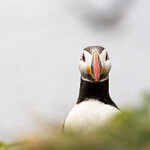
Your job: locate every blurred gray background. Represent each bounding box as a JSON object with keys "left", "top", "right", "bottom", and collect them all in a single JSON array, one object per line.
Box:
[{"left": 0, "top": 0, "right": 150, "bottom": 141}]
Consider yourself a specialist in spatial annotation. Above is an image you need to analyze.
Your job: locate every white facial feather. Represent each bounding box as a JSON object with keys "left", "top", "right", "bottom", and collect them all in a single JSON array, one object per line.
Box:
[
  {"left": 79, "top": 50, "right": 91, "bottom": 78},
  {"left": 79, "top": 49, "right": 111, "bottom": 82}
]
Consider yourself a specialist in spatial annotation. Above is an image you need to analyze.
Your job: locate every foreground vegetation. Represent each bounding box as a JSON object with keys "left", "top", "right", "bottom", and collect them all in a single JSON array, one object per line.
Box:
[{"left": 1, "top": 93, "right": 150, "bottom": 150}]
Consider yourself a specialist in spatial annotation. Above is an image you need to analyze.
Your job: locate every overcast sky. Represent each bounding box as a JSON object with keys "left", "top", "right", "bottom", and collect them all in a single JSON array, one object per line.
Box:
[{"left": 0, "top": 0, "right": 150, "bottom": 141}]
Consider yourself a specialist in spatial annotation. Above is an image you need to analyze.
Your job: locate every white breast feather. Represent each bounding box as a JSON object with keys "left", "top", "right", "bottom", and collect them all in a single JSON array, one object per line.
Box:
[{"left": 64, "top": 100, "right": 119, "bottom": 132}]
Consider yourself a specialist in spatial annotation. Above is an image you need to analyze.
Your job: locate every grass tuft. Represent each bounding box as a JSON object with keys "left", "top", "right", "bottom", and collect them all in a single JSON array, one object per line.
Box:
[{"left": 2, "top": 93, "right": 150, "bottom": 150}]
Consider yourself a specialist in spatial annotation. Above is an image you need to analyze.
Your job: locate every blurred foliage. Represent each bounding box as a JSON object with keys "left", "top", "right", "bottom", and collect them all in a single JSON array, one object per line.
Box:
[
  {"left": 0, "top": 141, "right": 21, "bottom": 150},
  {"left": 1, "top": 93, "right": 150, "bottom": 150}
]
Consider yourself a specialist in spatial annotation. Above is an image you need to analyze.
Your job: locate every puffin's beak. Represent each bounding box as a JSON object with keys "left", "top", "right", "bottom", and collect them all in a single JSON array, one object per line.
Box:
[{"left": 88, "top": 51, "right": 104, "bottom": 82}]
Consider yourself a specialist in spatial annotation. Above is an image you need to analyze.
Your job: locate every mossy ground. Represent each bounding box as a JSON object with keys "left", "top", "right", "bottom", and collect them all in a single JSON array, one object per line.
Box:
[{"left": 1, "top": 93, "right": 150, "bottom": 150}]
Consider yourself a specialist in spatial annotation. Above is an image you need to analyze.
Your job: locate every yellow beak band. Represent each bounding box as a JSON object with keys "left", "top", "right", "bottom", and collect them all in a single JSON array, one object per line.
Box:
[
  {"left": 87, "top": 66, "right": 92, "bottom": 74},
  {"left": 88, "top": 66, "right": 104, "bottom": 74},
  {"left": 101, "top": 66, "right": 105, "bottom": 74}
]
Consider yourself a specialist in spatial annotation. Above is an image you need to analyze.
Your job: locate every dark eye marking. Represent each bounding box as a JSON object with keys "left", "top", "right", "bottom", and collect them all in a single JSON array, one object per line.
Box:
[
  {"left": 82, "top": 53, "right": 86, "bottom": 62},
  {"left": 105, "top": 52, "right": 109, "bottom": 61},
  {"left": 80, "top": 53, "right": 86, "bottom": 62}
]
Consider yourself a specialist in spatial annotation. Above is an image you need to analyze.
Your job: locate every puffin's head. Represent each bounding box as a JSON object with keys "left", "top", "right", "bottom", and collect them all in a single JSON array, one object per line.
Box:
[{"left": 79, "top": 46, "right": 111, "bottom": 82}]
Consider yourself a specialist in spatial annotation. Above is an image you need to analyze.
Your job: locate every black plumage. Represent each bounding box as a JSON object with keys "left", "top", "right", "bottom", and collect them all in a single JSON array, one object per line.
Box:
[
  {"left": 84, "top": 46, "right": 105, "bottom": 54},
  {"left": 77, "top": 78, "right": 119, "bottom": 109}
]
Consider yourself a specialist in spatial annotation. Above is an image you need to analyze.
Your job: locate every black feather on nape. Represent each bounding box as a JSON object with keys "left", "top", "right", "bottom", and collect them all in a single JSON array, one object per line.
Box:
[
  {"left": 77, "top": 78, "right": 119, "bottom": 109},
  {"left": 84, "top": 46, "right": 105, "bottom": 54}
]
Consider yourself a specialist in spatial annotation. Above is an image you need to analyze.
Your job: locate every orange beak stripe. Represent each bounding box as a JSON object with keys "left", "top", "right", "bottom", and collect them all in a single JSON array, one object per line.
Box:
[
  {"left": 90, "top": 51, "right": 104, "bottom": 82},
  {"left": 94, "top": 53, "right": 100, "bottom": 82}
]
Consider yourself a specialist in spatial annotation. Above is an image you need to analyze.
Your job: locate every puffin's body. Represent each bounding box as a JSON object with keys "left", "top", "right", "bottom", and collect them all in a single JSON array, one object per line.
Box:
[
  {"left": 63, "top": 46, "right": 119, "bottom": 132},
  {"left": 64, "top": 100, "right": 118, "bottom": 131}
]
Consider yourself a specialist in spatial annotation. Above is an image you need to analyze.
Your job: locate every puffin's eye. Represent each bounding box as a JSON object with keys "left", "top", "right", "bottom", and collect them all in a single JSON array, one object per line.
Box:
[
  {"left": 81, "top": 53, "right": 86, "bottom": 62},
  {"left": 105, "top": 52, "right": 109, "bottom": 61}
]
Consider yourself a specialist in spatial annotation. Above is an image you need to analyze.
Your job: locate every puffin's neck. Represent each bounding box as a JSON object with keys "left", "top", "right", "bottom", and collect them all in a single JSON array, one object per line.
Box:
[{"left": 77, "top": 78, "right": 118, "bottom": 108}]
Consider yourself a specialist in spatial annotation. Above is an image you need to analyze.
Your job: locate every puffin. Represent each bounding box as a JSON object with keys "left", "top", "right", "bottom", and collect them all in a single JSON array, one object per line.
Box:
[{"left": 63, "top": 46, "right": 119, "bottom": 133}]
